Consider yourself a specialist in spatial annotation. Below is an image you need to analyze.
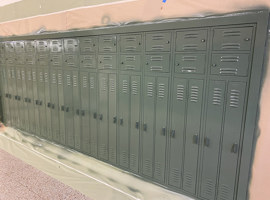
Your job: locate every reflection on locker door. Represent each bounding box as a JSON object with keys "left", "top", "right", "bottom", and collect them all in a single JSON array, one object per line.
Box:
[
  {"left": 58, "top": 70, "right": 65, "bottom": 145},
  {"left": 32, "top": 68, "right": 40, "bottom": 136},
  {"left": 44, "top": 69, "right": 52, "bottom": 140}
]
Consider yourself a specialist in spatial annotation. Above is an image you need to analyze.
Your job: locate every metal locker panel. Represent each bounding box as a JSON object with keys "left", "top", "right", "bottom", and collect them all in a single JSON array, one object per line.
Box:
[
  {"left": 15, "top": 68, "right": 24, "bottom": 129},
  {"left": 14, "top": 41, "right": 25, "bottom": 53},
  {"left": 80, "top": 72, "right": 90, "bottom": 154},
  {"left": 154, "top": 77, "right": 169, "bottom": 183},
  {"left": 200, "top": 80, "right": 226, "bottom": 200},
  {"left": 217, "top": 82, "right": 246, "bottom": 200},
  {"left": 50, "top": 53, "right": 63, "bottom": 68},
  {"left": 64, "top": 54, "right": 79, "bottom": 68},
  {"left": 129, "top": 75, "right": 141, "bottom": 173},
  {"left": 213, "top": 27, "right": 253, "bottom": 51},
  {"left": 26, "top": 68, "right": 35, "bottom": 133},
  {"left": 108, "top": 74, "right": 117, "bottom": 164},
  {"left": 118, "top": 74, "right": 130, "bottom": 168},
  {"left": 79, "top": 55, "right": 96, "bottom": 68},
  {"left": 21, "top": 68, "right": 29, "bottom": 131},
  {"left": 37, "top": 54, "right": 49, "bottom": 66},
  {"left": 72, "top": 71, "right": 81, "bottom": 151},
  {"left": 32, "top": 68, "right": 40, "bottom": 136},
  {"left": 120, "top": 34, "right": 142, "bottom": 52},
  {"left": 2, "top": 68, "right": 10, "bottom": 124},
  {"left": 25, "top": 41, "right": 36, "bottom": 53},
  {"left": 5, "top": 41, "right": 15, "bottom": 53},
  {"left": 145, "top": 54, "right": 170, "bottom": 73},
  {"left": 98, "top": 55, "right": 117, "bottom": 70},
  {"left": 79, "top": 36, "right": 98, "bottom": 54},
  {"left": 0, "top": 42, "right": 5, "bottom": 54},
  {"left": 175, "top": 30, "right": 207, "bottom": 51},
  {"left": 64, "top": 38, "right": 79, "bottom": 53},
  {"left": 50, "top": 69, "right": 60, "bottom": 143},
  {"left": 7, "top": 68, "right": 13, "bottom": 125},
  {"left": 50, "top": 39, "right": 63, "bottom": 53},
  {"left": 25, "top": 54, "right": 36, "bottom": 65},
  {"left": 89, "top": 73, "right": 98, "bottom": 157},
  {"left": 175, "top": 54, "right": 206, "bottom": 74},
  {"left": 120, "top": 55, "right": 141, "bottom": 71},
  {"left": 183, "top": 79, "right": 204, "bottom": 194},
  {"left": 44, "top": 69, "right": 52, "bottom": 140},
  {"left": 11, "top": 67, "right": 19, "bottom": 126},
  {"left": 211, "top": 54, "right": 250, "bottom": 76},
  {"left": 15, "top": 53, "right": 25, "bottom": 65},
  {"left": 57, "top": 70, "right": 65, "bottom": 145},
  {"left": 36, "top": 40, "right": 49, "bottom": 53},
  {"left": 168, "top": 78, "right": 187, "bottom": 188},
  {"left": 98, "top": 73, "right": 109, "bottom": 160},
  {"left": 146, "top": 32, "right": 171, "bottom": 52},
  {"left": 98, "top": 35, "right": 117, "bottom": 53},
  {"left": 0, "top": 54, "right": 5, "bottom": 66},
  {"left": 6, "top": 54, "right": 15, "bottom": 65},
  {"left": 64, "top": 70, "right": 74, "bottom": 148},
  {"left": 142, "top": 76, "right": 155, "bottom": 177}
]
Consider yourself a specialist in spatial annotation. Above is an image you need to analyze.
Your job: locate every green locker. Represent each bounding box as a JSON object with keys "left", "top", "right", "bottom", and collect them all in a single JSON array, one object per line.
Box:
[
  {"left": 11, "top": 67, "right": 20, "bottom": 127},
  {"left": 21, "top": 68, "right": 29, "bottom": 132},
  {"left": 44, "top": 69, "right": 52, "bottom": 140},
  {"left": 5, "top": 67, "right": 12, "bottom": 125},
  {"left": 15, "top": 67, "right": 24, "bottom": 129},
  {"left": 32, "top": 68, "right": 40, "bottom": 136},
  {"left": 8, "top": 67, "right": 14, "bottom": 126},
  {"left": 0, "top": 68, "right": 10, "bottom": 124},
  {"left": 57, "top": 70, "right": 65, "bottom": 145},
  {"left": 26, "top": 68, "right": 35, "bottom": 133}
]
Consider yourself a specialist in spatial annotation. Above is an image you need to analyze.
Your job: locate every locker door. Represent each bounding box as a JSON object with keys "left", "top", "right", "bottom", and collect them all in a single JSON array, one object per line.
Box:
[
  {"left": 98, "top": 73, "right": 109, "bottom": 160},
  {"left": 16, "top": 68, "right": 23, "bottom": 129},
  {"left": 50, "top": 70, "right": 60, "bottom": 143},
  {"left": 7, "top": 68, "right": 12, "bottom": 125},
  {"left": 89, "top": 73, "right": 98, "bottom": 157},
  {"left": 26, "top": 69, "right": 35, "bottom": 133},
  {"left": 1, "top": 68, "right": 9, "bottom": 124},
  {"left": 32, "top": 68, "right": 40, "bottom": 136},
  {"left": 183, "top": 79, "right": 204, "bottom": 194},
  {"left": 58, "top": 70, "right": 65, "bottom": 145},
  {"left": 21, "top": 68, "right": 29, "bottom": 132},
  {"left": 108, "top": 74, "right": 117, "bottom": 164},
  {"left": 217, "top": 82, "right": 246, "bottom": 200},
  {"left": 142, "top": 76, "right": 155, "bottom": 177},
  {"left": 72, "top": 71, "right": 81, "bottom": 151},
  {"left": 80, "top": 72, "right": 90, "bottom": 154},
  {"left": 118, "top": 74, "right": 130, "bottom": 168},
  {"left": 64, "top": 70, "right": 74, "bottom": 148},
  {"left": 200, "top": 80, "right": 226, "bottom": 200},
  {"left": 154, "top": 77, "right": 169, "bottom": 183},
  {"left": 11, "top": 68, "right": 19, "bottom": 126},
  {"left": 168, "top": 78, "right": 187, "bottom": 188},
  {"left": 44, "top": 69, "right": 52, "bottom": 140},
  {"left": 129, "top": 76, "right": 141, "bottom": 173}
]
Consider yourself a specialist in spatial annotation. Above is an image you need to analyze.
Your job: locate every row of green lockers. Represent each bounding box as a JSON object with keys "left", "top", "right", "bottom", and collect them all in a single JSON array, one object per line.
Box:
[{"left": 0, "top": 25, "right": 254, "bottom": 200}]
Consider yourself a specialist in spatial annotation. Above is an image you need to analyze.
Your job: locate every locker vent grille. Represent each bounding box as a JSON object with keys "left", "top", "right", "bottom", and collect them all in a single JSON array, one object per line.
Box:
[
  {"left": 218, "top": 184, "right": 230, "bottom": 200},
  {"left": 32, "top": 71, "right": 36, "bottom": 81},
  {"left": 83, "top": 76, "right": 87, "bottom": 88},
  {"left": 110, "top": 79, "right": 115, "bottom": 92},
  {"left": 39, "top": 72, "right": 43, "bottom": 82},
  {"left": 169, "top": 168, "right": 180, "bottom": 185},
  {"left": 11, "top": 70, "right": 15, "bottom": 78},
  {"left": 154, "top": 162, "right": 162, "bottom": 179},
  {"left": 58, "top": 73, "right": 62, "bottom": 85},
  {"left": 229, "top": 89, "right": 240, "bottom": 108},
  {"left": 8, "top": 70, "right": 11, "bottom": 78},
  {"left": 223, "top": 30, "right": 241, "bottom": 37},
  {"left": 90, "top": 77, "right": 95, "bottom": 89},
  {"left": 147, "top": 82, "right": 154, "bottom": 97},
  {"left": 52, "top": 74, "right": 56, "bottom": 84},
  {"left": 21, "top": 71, "right": 25, "bottom": 80},
  {"left": 102, "top": 78, "right": 107, "bottom": 91},
  {"left": 176, "top": 84, "right": 184, "bottom": 101},
  {"left": 17, "top": 70, "right": 21, "bottom": 80},
  {"left": 67, "top": 75, "right": 71, "bottom": 86},
  {"left": 27, "top": 71, "right": 31, "bottom": 81},
  {"left": 184, "top": 33, "right": 199, "bottom": 39},
  {"left": 213, "top": 88, "right": 222, "bottom": 105},
  {"left": 183, "top": 172, "right": 192, "bottom": 189},
  {"left": 131, "top": 81, "right": 138, "bottom": 95},
  {"left": 126, "top": 56, "right": 136, "bottom": 61},
  {"left": 44, "top": 73, "right": 48, "bottom": 82},
  {"left": 73, "top": 75, "right": 77, "bottom": 87},
  {"left": 130, "top": 153, "right": 137, "bottom": 168},
  {"left": 204, "top": 179, "right": 214, "bottom": 197},
  {"left": 144, "top": 159, "right": 152, "bottom": 175},
  {"left": 158, "top": 84, "right": 165, "bottom": 98},
  {"left": 109, "top": 148, "right": 116, "bottom": 162},
  {"left": 121, "top": 151, "right": 128, "bottom": 166},
  {"left": 122, "top": 80, "right": 128, "bottom": 93},
  {"left": 190, "top": 86, "right": 199, "bottom": 102}
]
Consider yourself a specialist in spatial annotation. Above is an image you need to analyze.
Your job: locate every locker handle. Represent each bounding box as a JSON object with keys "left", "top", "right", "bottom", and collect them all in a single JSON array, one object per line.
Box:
[
  {"left": 120, "top": 118, "right": 123, "bottom": 125},
  {"left": 171, "top": 130, "right": 176, "bottom": 138},
  {"left": 5, "top": 93, "right": 9, "bottom": 98},
  {"left": 61, "top": 105, "right": 65, "bottom": 111},
  {"left": 99, "top": 114, "right": 103, "bottom": 120},
  {"left": 93, "top": 112, "right": 97, "bottom": 119},
  {"left": 113, "top": 116, "right": 117, "bottom": 124},
  {"left": 17, "top": 96, "right": 21, "bottom": 101},
  {"left": 9, "top": 94, "right": 12, "bottom": 99},
  {"left": 143, "top": 123, "right": 147, "bottom": 131},
  {"left": 25, "top": 97, "right": 28, "bottom": 102},
  {"left": 39, "top": 101, "right": 42, "bottom": 105},
  {"left": 51, "top": 104, "right": 55, "bottom": 109},
  {"left": 35, "top": 100, "right": 39, "bottom": 105},
  {"left": 65, "top": 107, "right": 69, "bottom": 112},
  {"left": 162, "top": 127, "right": 166, "bottom": 136},
  {"left": 47, "top": 102, "right": 51, "bottom": 108},
  {"left": 15, "top": 95, "right": 18, "bottom": 100},
  {"left": 231, "top": 143, "right": 238, "bottom": 154},
  {"left": 204, "top": 137, "right": 210, "bottom": 147},
  {"left": 76, "top": 109, "right": 80, "bottom": 115},
  {"left": 135, "top": 122, "right": 139, "bottom": 129},
  {"left": 27, "top": 98, "right": 31, "bottom": 103},
  {"left": 81, "top": 110, "right": 85, "bottom": 116},
  {"left": 193, "top": 134, "right": 199, "bottom": 144}
]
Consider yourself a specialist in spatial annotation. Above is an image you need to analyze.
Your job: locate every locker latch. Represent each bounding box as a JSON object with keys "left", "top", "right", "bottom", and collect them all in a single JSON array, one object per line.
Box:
[
  {"left": 162, "top": 127, "right": 166, "bottom": 136},
  {"left": 204, "top": 137, "right": 210, "bottom": 147},
  {"left": 81, "top": 110, "right": 85, "bottom": 116},
  {"left": 231, "top": 143, "right": 238, "bottom": 154},
  {"left": 193, "top": 134, "right": 199, "bottom": 144},
  {"left": 35, "top": 100, "right": 39, "bottom": 105},
  {"left": 61, "top": 105, "right": 65, "bottom": 111},
  {"left": 120, "top": 118, "right": 123, "bottom": 125},
  {"left": 113, "top": 116, "right": 117, "bottom": 124},
  {"left": 76, "top": 109, "right": 80, "bottom": 115},
  {"left": 135, "top": 122, "right": 139, "bottom": 129},
  {"left": 99, "top": 114, "right": 103, "bottom": 120},
  {"left": 47, "top": 102, "right": 51, "bottom": 108},
  {"left": 170, "top": 130, "right": 176, "bottom": 138},
  {"left": 65, "top": 107, "right": 69, "bottom": 112},
  {"left": 143, "top": 123, "right": 147, "bottom": 131},
  {"left": 93, "top": 112, "right": 97, "bottom": 119}
]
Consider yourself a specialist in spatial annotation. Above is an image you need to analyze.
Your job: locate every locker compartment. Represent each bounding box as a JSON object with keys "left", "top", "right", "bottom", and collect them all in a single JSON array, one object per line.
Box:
[
  {"left": 98, "top": 55, "right": 117, "bottom": 70},
  {"left": 50, "top": 53, "right": 63, "bottom": 68},
  {"left": 211, "top": 53, "right": 250, "bottom": 76},
  {"left": 213, "top": 26, "right": 253, "bottom": 51},
  {"left": 36, "top": 40, "right": 49, "bottom": 53},
  {"left": 146, "top": 32, "right": 171, "bottom": 52},
  {"left": 21, "top": 68, "right": 30, "bottom": 132},
  {"left": 37, "top": 54, "right": 49, "bottom": 66},
  {"left": 26, "top": 69, "right": 35, "bottom": 133},
  {"left": 99, "top": 35, "right": 117, "bottom": 53},
  {"left": 25, "top": 54, "right": 36, "bottom": 65},
  {"left": 15, "top": 54, "right": 25, "bottom": 65},
  {"left": 175, "top": 53, "right": 206, "bottom": 74},
  {"left": 50, "top": 39, "right": 63, "bottom": 53},
  {"left": 79, "top": 55, "right": 96, "bottom": 68},
  {"left": 14, "top": 41, "right": 25, "bottom": 53},
  {"left": 79, "top": 36, "right": 97, "bottom": 54},
  {"left": 57, "top": 71, "right": 66, "bottom": 145},
  {"left": 175, "top": 30, "right": 207, "bottom": 51},
  {"left": 43, "top": 69, "right": 52, "bottom": 140},
  {"left": 32, "top": 69, "right": 41, "bottom": 136},
  {"left": 119, "top": 55, "right": 141, "bottom": 71},
  {"left": 64, "top": 54, "right": 79, "bottom": 68},
  {"left": 0, "top": 42, "right": 5, "bottom": 54},
  {"left": 25, "top": 41, "right": 36, "bottom": 53},
  {"left": 15, "top": 68, "right": 24, "bottom": 129},
  {"left": 5, "top": 54, "right": 15, "bottom": 65},
  {"left": 145, "top": 54, "right": 170, "bottom": 73},
  {"left": 120, "top": 34, "right": 142, "bottom": 52},
  {"left": 64, "top": 38, "right": 79, "bottom": 53},
  {"left": 5, "top": 41, "right": 15, "bottom": 53}
]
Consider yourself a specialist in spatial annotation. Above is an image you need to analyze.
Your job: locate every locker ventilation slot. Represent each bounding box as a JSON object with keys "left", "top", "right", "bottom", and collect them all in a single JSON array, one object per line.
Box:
[
  {"left": 102, "top": 78, "right": 107, "bottom": 91},
  {"left": 218, "top": 185, "right": 230, "bottom": 200},
  {"left": 183, "top": 172, "right": 193, "bottom": 189},
  {"left": 83, "top": 76, "right": 87, "bottom": 88},
  {"left": 144, "top": 159, "right": 152, "bottom": 175},
  {"left": 32, "top": 72, "right": 36, "bottom": 82},
  {"left": 147, "top": 83, "right": 154, "bottom": 97},
  {"left": 131, "top": 81, "right": 138, "bottom": 95},
  {"left": 154, "top": 162, "right": 162, "bottom": 179},
  {"left": 184, "top": 33, "right": 199, "bottom": 38},
  {"left": 17, "top": 71, "right": 21, "bottom": 80},
  {"left": 176, "top": 85, "right": 185, "bottom": 101},
  {"left": 125, "top": 56, "right": 136, "bottom": 61},
  {"left": 21, "top": 71, "right": 25, "bottom": 80},
  {"left": 220, "top": 56, "right": 239, "bottom": 62},
  {"left": 183, "top": 44, "right": 198, "bottom": 50},
  {"left": 213, "top": 88, "right": 222, "bottom": 105},
  {"left": 90, "top": 77, "right": 95, "bottom": 89},
  {"left": 52, "top": 74, "right": 56, "bottom": 84},
  {"left": 110, "top": 79, "right": 115, "bottom": 92},
  {"left": 67, "top": 75, "right": 71, "bottom": 86},
  {"left": 182, "top": 56, "right": 197, "bottom": 61},
  {"left": 27, "top": 71, "right": 31, "bottom": 81},
  {"left": 158, "top": 84, "right": 165, "bottom": 98},
  {"left": 169, "top": 168, "right": 180, "bottom": 185},
  {"left": 190, "top": 86, "right": 199, "bottom": 102},
  {"left": 58, "top": 74, "right": 62, "bottom": 85},
  {"left": 223, "top": 30, "right": 241, "bottom": 37},
  {"left": 125, "top": 37, "right": 136, "bottom": 42},
  {"left": 229, "top": 89, "right": 240, "bottom": 108},
  {"left": 109, "top": 148, "right": 116, "bottom": 162},
  {"left": 152, "top": 35, "right": 164, "bottom": 40},
  {"left": 39, "top": 72, "right": 43, "bottom": 82},
  {"left": 121, "top": 151, "right": 128, "bottom": 166},
  {"left": 204, "top": 179, "right": 214, "bottom": 197},
  {"left": 73, "top": 75, "right": 77, "bottom": 87},
  {"left": 130, "top": 154, "right": 137, "bottom": 168},
  {"left": 221, "top": 43, "right": 240, "bottom": 50},
  {"left": 44, "top": 73, "right": 48, "bottom": 82},
  {"left": 122, "top": 80, "right": 128, "bottom": 93}
]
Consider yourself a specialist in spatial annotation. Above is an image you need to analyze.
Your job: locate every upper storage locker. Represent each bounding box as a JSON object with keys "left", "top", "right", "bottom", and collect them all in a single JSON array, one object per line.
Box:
[
  {"left": 146, "top": 32, "right": 171, "bottom": 52},
  {"left": 99, "top": 35, "right": 117, "bottom": 53},
  {"left": 120, "top": 34, "right": 142, "bottom": 52},
  {"left": 36, "top": 40, "right": 49, "bottom": 53}
]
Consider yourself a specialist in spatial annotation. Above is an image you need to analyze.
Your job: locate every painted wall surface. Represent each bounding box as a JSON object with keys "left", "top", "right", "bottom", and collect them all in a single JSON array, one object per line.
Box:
[{"left": 0, "top": 0, "right": 269, "bottom": 199}]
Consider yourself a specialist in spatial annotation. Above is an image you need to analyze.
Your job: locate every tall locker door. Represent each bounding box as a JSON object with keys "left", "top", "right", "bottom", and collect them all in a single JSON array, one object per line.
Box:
[
  {"left": 21, "top": 68, "right": 29, "bottom": 132},
  {"left": 200, "top": 80, "right": 226, "bottom": 200},
  {"left": 32, "top": 68, "right": 40, "bottom": 136},
  {"left": 2, "top": 68, "right": 10, "bottom": 124},
  {"left": 72, "top": 71, "right": 81, "bottom": 151},
  {"left": 217, "top": 82, "right": 246, "bottom": 200},
  {"left": 26, "top": 69, "right": 35, "bottom": 133},
  {"left": 37, "top": 69, "right": 47, "bottom": 138},
  {"left": 89, "top": 73, "right": 98, "bottom": 157},
  {"left": 183, "top": 79, "right": 204, "bottom": 194},
  {"left": 154, "top": 77, "right": 169, "bottom": 183},
  {"left": 129, "top": 76, "right": 141, "bottom": 173},
  {"left": 80, "top": 72, "right": 90, "bottom": 154},
  {"left": 44, "top": 69, "right": 52, "bottom": 140},
  {"left": 7, "top": 68, "right": 13, "bottom": 125},
  {"left": 11, "top": 68, "right": 18, "bottom": 126},
  {"left": 64, "top": 70, "right": 74, "bottom": 148},
  {"left": 16, "top": 68, "right": 24, "bottom": 129},
  {"left": 57, "top": 70, "right": 65, "bottom": 145},
  {"left": 142, "top": 76, "right": 155, "bottom": 177},
  {"left": 98, "top": 73, "right": 109, "bottom": 160},
  {"left": 118, "top": 74, "right": 130, "bottom": 168},
  {"left": 168, "top": 78, "right": 187, "bottom": 188},
  {"left": 50, "top": 70, "right": 60, "bottom": 143}
]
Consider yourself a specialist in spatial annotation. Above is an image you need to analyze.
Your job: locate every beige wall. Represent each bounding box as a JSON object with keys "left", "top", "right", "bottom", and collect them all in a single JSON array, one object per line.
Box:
[{"left": 0, "top": 0, "right": 269, "bottom": 199}]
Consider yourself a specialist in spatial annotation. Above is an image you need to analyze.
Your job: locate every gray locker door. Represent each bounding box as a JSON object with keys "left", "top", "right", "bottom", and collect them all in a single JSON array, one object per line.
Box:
[
  {"left": 168, "top": 78, "right": 187, "bottom": 188},
  {"left": 2, "top": 68, "right": 10, "bottom": 124},
  {"left": 217, "top": 82, "right": 246, "bottom": 200},
  {"left": 72, "top": 71, "right": 81, "bottom": 151},
  {"left": 89, "top": 73, "right": 98, "bottom": 157},
  {"left": 80, "top": 71, "right": 90, "bottom": 154},
  {"left": 154, "top": 77, "right": 169, "bottom": 183},
  {"left": 11, "top": 68, "right": 19, "bottom": 126},
  {"left": 8, "top": 68, "right": 14, "bottom": 126},
  {"left": 21, "top": 68, "right": 29, "bottom": 132},
  {"left": 108, "top": 73, "right": 117, "bottom": 164},
  {"left": 64, "top": 70, "right": 74, "bottom": 148},
  {"left": 129, "top": 75, "right": 140, "bottom": 173},
  {"left": 16, "top": 68, "right": 24, "bottom": 129},
  {"left": 58, "top": 70, "right": 65, "bottom": 145},
  {"left": 50, "top": 70, "right": 60, "bottom": 143},
  {"left": 44, "top": 69, "right": 52, "bottom": 140},
  {"left": 118, "top": 74, "right": 130, "bottom": 168},
  {"left": 142, "top": 76, "right": 155, "bottom": 177},
  {"left": 37, "top": 69, "right": 47, "bottom": 138},
  {"left": 26, "top": 68, "right": 35, "bottom": 133},
  {"left": 32, "top": 68, "right": 40, "bottom": 136},
  {"left": 183, "top": 79, "right": 204, "bottom": 194},
  {"left": 98, "top": 73, "right": 109, "bottom": 160},
  {"left": 200, "top": 80, "right": 226, "bottom": 200}
]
